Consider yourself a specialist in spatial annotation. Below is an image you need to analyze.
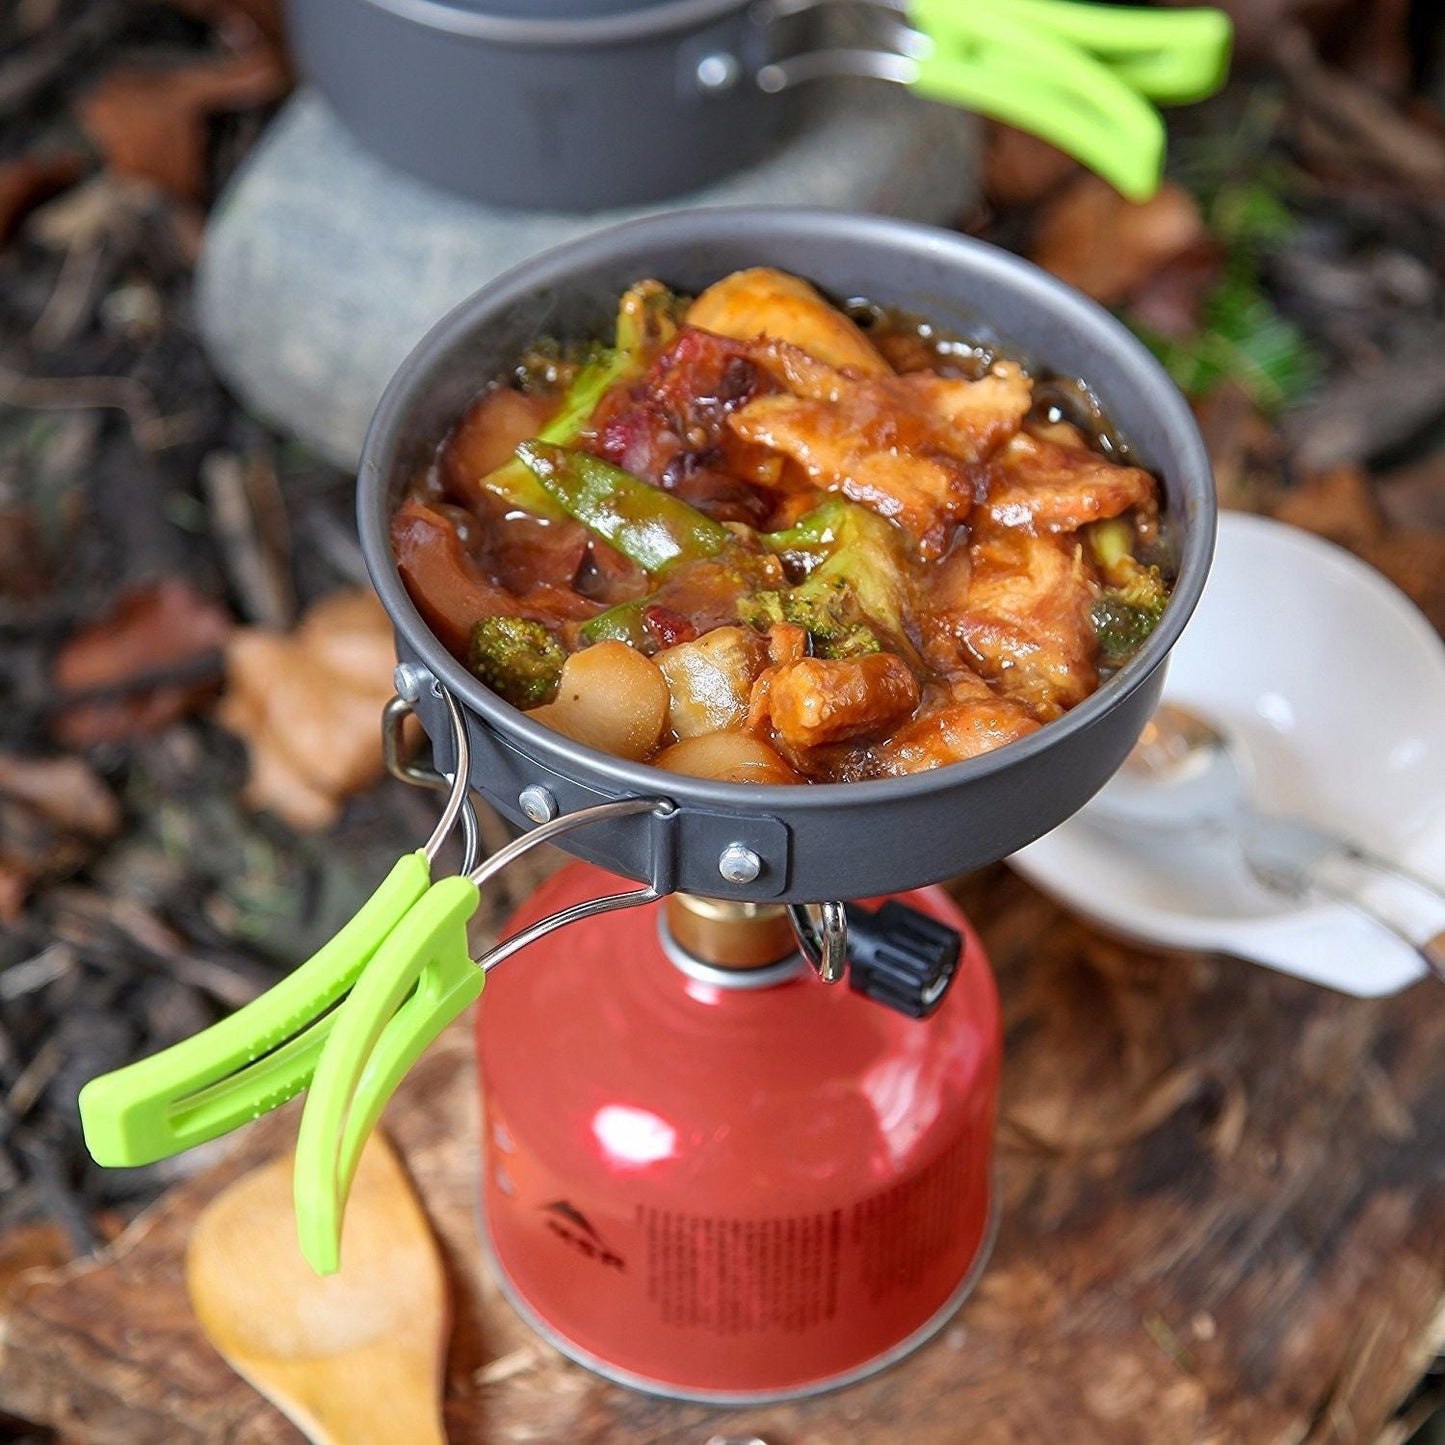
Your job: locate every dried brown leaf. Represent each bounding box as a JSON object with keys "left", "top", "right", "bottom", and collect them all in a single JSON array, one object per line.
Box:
[
  {"left": 0, "top": 150, "right": 85, "bottom": 246},
  {"left": 982, "top": 123, "right": 1079, "bottom": 209},
  {"left": 1376, "top": 457, "right": 1445, "bottom": 534},
  {"left": 0, "top": 785, "right": 110, "bottom": 922},
  {"left": 1273, "top": 466, "right": 1386, "bottom": 549},
  {"left": 0, "top": 1222, "right": 71, "bottom": 1309},
  {"left": 1194, "top": 385, "right": 1288, "bottom": 516},
  {"left": 52, "top": 580, "right": 233, "bottom": 747},
  {"left": 1124, "top": 243, "right": 1221, "bottom": 340},
  {"left": 0, "top": 754, "right": 121, "bottom": 839},
  {"left": 75, "top": 47, "right": 287, "bottom": 202},
  {"left": 1356, "top": 532, "right": 1445, "bottom": 636},
  {"left": 0, "top": 864, "right": 30, "bottom": 925},
  {"left": 216, "top": 589, "right": 397, "bottom": 831},
  {"left": 1031, "top": 177, "right": 1206, "bottom": 307}
]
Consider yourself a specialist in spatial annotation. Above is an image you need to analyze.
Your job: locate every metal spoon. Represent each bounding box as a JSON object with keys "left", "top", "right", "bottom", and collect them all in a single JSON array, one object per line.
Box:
[{"left": 1090, "top": 702, "right": 1445, "bottom": 981}]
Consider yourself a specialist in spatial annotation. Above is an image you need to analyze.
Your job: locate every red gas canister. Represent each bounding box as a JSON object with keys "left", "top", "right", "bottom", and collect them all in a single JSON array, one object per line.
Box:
[{"left": 478, "top": 862, "right": 1001, "bottom": 1401}]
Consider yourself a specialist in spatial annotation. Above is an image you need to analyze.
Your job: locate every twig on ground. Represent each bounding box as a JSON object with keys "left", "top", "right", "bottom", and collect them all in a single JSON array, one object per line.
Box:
[
  {"left": 1283, "top": 325, "right": 1445, "bottom": 470},
  {"left": 1274, "top": 26, "right": 1445, "bottom": 193},
  {"left": 201, "top": 450, "right": 296, "bottom": 629},
  {"left": 30, "top": 237, "right": 110, "bottom": 352},
  {"left": 0, "top": 365, "right": 201, "bottom": 452}
]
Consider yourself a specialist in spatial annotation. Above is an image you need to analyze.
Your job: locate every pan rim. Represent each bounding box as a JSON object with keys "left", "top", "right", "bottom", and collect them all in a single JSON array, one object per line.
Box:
[{"left": 324, "top": 0, "right": 753, "bottom": 46}]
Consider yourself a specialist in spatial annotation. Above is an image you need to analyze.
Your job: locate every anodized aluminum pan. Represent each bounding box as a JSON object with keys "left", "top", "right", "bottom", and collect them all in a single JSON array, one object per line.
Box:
[
  {"left": 286, "top": 0, "right": 802, "bottom": 209},
  {"left": 358, "top": 207, "right": 1216, "bottom": 902}
]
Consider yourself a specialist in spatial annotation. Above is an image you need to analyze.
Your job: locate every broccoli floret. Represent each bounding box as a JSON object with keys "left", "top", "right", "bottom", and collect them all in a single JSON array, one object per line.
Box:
[
  {"left": 738, "top": 582, "right": 882, "bottom": 658},
  {"left": 468, "top": 617, "right": 566, "bottom": 709},
  {"left": 744, "top": 498, "right": 909, "bottom": 658},
  {"left": 614, "top": 278, "right": 687, "bottom": 358},
  {"left": 1091, "top": 592, "right": 1167, "bottom": 660},
  {"left": 1087, "top": 518, "right": 1169, "bottom": 661}
]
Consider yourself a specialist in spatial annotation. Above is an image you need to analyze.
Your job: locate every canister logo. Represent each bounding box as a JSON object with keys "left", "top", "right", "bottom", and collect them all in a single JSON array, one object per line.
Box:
[{"left": 541, "top": 1200, "right": 626, "bottom": 1272}]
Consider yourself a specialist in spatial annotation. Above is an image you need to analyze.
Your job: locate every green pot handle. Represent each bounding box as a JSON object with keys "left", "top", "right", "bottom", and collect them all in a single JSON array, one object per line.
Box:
[
  {"left": 294, "top": 875, "right": 484, "bottom": 1275},
  {"left": 78, "top": 686, "right": 478, "bottom": 1169},
  {"left": 918, "top": 0, "right": 1233, "bottom": 105},
  {"left": 910, "top": 7, "right": 1168, "bottom": 201},
  {"left": 78, "top": 851, "right": 434, "bottom": 1168},
  {"left": 904, "top": 0, "right": 1233, "bottom": 199}
]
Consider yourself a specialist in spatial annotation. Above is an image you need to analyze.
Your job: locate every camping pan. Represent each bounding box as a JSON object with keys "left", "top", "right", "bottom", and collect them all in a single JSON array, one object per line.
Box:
[
  {"left": 357, "top": 206, "right": 1217, "bottom": 903},
  {"left": 285, "top": 0, "right": 813, "bottom": 209}
]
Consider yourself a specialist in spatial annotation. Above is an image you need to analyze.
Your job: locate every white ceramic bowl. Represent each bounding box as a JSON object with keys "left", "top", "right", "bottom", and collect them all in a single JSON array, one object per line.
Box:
[{"left": 1011, "top": 511, "right": 1445, "bottom": 996}]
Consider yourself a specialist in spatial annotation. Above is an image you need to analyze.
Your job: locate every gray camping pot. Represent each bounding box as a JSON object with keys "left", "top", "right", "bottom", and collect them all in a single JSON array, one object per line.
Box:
[
  {"left": 358, "top": 208, "right": 1216, "bottom": 903},
  {"left": 286, "top": 0, "right": 822, "bottom": 210}
]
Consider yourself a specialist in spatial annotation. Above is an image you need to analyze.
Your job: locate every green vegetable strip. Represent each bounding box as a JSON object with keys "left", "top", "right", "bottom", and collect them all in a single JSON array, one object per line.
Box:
[
  {"left": 579, "top": 598, "right": 651, "bottom": 649},
  {"left": 516, "top": 441, "right": 731, "bottom": 576},
  {"left": 477, "top": 353, "right": 631, "bottom": 520},
  {"left": 478, "top": 281, "right": 682, "bottom": 520},
  {"left": 761, "top": 497, "right": 855, "bottom": 556}
]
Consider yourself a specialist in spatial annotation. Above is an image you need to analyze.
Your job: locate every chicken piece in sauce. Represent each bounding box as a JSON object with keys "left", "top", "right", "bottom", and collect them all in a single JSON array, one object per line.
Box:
[
  {"left": 928, "top": 527, "right": 1100, "bottom": 721},
  {"left": 867, "top": 674, "right": 1041, "bottom": 775},
  {"left": 729, "top": 344, "right": 1031, "bottom": 557},
  {"left": 984, "top": 430, "right": 1155, "bottom": 533}
]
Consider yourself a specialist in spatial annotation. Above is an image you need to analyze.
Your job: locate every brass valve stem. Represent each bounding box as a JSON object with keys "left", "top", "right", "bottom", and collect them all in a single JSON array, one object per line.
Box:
[{"left": 664, "top": 894, "right": 799, "bottom": 970}]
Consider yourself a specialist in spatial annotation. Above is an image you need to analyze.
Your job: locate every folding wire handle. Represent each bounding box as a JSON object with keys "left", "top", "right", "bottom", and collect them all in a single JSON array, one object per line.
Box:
[
  {"left": 387, "top": 695, "right": 852, "bottom": 984},
  {"left": 383, "top": 692, "right": 481, "bottom": 872},
  {"left": 379, "top": 687, "right": 673, "bottom": 972},
  {"left": 79, "top": 689, "right": 478, "bottom": 1169}
]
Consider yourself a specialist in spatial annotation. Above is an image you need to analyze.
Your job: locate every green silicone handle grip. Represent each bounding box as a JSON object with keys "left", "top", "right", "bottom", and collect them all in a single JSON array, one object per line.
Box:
[
  {"left": 294, "top": 875, "right": 483, "bottom": 1275},
  {"left": 78, "top": 852, "right": 432, "bottom": 1168},
  {"left": 910, "top": 6, "right": 1166, "bottom": 201},
  {"left": 970, "top": 0, "right": 1233, "bottom": 104}
]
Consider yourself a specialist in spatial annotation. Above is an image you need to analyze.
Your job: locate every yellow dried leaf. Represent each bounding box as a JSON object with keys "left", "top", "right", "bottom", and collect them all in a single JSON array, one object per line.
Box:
[{"left": 217, "top": 589, "right": 397, "bottom": 831}]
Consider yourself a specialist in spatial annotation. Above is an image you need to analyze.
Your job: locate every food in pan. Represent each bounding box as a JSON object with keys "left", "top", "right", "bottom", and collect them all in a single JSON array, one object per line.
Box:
[{"left": 393, "top": 268, "right": 1173, "bottom": 783}]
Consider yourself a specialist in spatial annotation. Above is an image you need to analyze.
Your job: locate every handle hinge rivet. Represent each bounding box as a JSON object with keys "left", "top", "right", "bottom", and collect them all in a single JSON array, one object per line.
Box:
[
  {"left": 718, "top": 842, "right": 762, "bottom": 884},
  {"left": 393, "top": 662, "right": 431, "bottom": 703},
  {"left": 519, "top": 785, "right": 559, "bottom": 824},
  {"left": 696, "top": 52, "right": 741, "bottom": 92}
]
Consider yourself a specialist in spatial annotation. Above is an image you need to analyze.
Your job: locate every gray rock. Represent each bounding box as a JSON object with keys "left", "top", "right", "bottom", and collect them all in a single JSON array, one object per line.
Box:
[{"left": 198, "top": 87, "right": 979, "bottom": 469}]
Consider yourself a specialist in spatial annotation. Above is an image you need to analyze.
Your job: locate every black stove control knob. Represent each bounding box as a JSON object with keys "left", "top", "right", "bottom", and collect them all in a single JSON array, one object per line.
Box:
[{"left": 842, "top": 901, "right": 962, "bottom": 1019}]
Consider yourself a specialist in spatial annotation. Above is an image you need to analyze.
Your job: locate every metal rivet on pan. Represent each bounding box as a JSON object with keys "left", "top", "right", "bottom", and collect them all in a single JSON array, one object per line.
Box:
[
  {"left": 393, "top": 662, "right": 429, "bottom": 703},
  {"left": 519, "top": 785, "right": 558, "bottom": 824},
  {"left": 717, "top": 842, "right": 762, "bottom": 884},
  {"left": 696, "top": 52, "right": 740, "bottom": 92}
]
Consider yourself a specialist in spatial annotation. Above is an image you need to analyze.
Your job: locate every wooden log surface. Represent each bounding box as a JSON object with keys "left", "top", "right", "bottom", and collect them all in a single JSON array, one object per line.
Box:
[{"left": 1, "top": 863, "right": 1442, "bottom": 1444}]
